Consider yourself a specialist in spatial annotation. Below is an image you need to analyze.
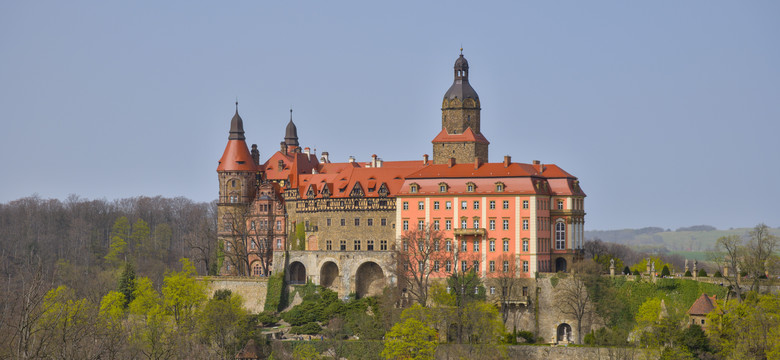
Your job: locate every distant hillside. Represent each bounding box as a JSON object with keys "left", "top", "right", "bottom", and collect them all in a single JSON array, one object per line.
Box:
[{"left": 585, "top": 226, "right": 780, "bottom": 252}]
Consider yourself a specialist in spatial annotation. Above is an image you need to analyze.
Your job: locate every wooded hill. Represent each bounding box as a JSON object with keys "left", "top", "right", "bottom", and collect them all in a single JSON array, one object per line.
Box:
[{"left": 586, "top": 226, "right": 780, "bottom": 253}]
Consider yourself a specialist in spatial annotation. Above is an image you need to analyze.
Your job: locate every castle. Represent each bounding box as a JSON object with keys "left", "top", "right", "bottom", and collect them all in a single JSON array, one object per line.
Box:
[{"left": 216, "top": 51, "right": 586, "bottom": 300}]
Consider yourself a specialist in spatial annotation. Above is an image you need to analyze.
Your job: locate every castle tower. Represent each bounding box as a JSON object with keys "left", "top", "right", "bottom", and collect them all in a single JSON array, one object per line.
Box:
[
  {"left": 432, "top": 51, "right": 490, "bottom": 165},
  {"left": 217, "top": 104, "right": 259, "bottom": 275},
  {"left": 284, "top": 109, "right": 299, "bottom": 149}
]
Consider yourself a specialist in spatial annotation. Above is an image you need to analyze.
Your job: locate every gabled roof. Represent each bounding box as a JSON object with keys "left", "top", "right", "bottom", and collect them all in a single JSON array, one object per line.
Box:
[
  {"left": 688, "top": 293, "right": 719, "bottom": 316},
  {"left": 431, "top": 127, "right": 489, "bottom": 144}
]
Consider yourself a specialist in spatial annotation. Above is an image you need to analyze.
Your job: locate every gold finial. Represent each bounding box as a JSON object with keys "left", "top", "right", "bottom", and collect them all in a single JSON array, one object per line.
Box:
[{"left": 460, "top": 45, "right": 463, "bottom": 54}]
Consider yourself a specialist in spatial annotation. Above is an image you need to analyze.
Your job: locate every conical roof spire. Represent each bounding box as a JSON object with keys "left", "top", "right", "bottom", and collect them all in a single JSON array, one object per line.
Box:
[
  {"left": 444, "top": 50, "right": 479, "bottom": 101},
  {"left": 284, "top": 108, "right": 299, "bottom": 147},
  {"left": 229, "top": 101, "right": 246, "bottom": 140}
]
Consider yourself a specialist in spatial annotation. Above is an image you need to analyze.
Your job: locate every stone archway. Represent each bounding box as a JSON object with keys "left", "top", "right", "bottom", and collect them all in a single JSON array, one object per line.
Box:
[
  {"left": 320, "top": 261, "right": 340, "bottom": 289},
  {"left": 555, "top": 257, "right": 567, "bottom": 273},
  {"left": 557, "top": 323, "right": 572, "bottom": 343},
  {"left": 355, "top": 261, "right": 385, "bottom": 298},
  {"left": 289, "top": 261, "right": 306, "bottom": 285}
]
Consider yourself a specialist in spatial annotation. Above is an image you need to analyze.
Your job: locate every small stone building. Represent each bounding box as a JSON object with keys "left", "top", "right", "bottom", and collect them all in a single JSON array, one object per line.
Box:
[{"left": 687, "top": 293, "right": 719, "bottom": 330}]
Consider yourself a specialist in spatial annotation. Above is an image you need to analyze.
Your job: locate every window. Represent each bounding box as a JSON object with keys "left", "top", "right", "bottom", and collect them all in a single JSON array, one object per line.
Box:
[
  {"left": 277, "top": 238, "right": 282, "bottom": 249},
  {"left": 326, "top": 240, "right": 332, "bottom": 250},
  {"left": 522, "top": 219, "right": 529, "bottom": 230},
  {"left": 446, "top": 260, "right": 452, "bottom": 272},
  {"left": 253, "top": 263, "right": 262, "bottom": 276},
  {"left": 367, "top": 240, "right": 374, "bottom": 251},
  {"left": 461, "top": 261, "right": 467, "bottom": 272},
  {"left": 489, "top": 240, "right": 495, "bottom": 251},
  {"left": 446, "top": 240, "right": 452, "bottom": 252},
  {"left": 418, "top": 220, "right": 425, "bottom": 230},
  {"left": 403, "top": 220, "right": 408, "bottom": 230},
  {"left": 327, "top": 218, "right": 332, "bottom": 226},
  {"left": 410, "top": 184, "right": 418, "bottom": 193},
  {"left": 367, "top": 218, "right": 373, "bottom": 226},
  {"left": 473, "top": 219, "right": 480, "bottom": 229},
  {"left": 558, "top": 200, "right": 564, "bottom": 210},
  {"left": 340, "top": 240, "right": 346, "bottom": 251},
  {"left": 250, "top": 240, "right": 256, "bottom": 249},
  {"left": 354, "top": 240, "right": 361, "bottom": 251},
  {"left": 225, "top": 242, "right": 232, "bottom": 252},
  {"left": 503, "top": 219, "right": 509, "bottom": 230},
  {"left": 434, "top": 201, "right": 440, "bottom": 210},
  {"left": 340, "top": 218, "right": 346, "bottom": 226},
  {"left": 503, "top": 200, "right": 509, "bottom": 209},
  {"left": 445, "top": 220, "right": 452, "bottom": 230},
  {"left": 489, "top": 200, "right": 495, "bottom": 209},
  {"left": 473, "top": 240, "right": 479, "bottom": 252},
  {"left": 403, "top": 241, "right": 408, "bottom": 251},
  {"left": 467, "top": 184, "right": 475, "bottom": 192},
  {"left": 440, "top": 184, "right": 447, "bottom": 192},
  {"left": 489, "top": 261, "right": 495, "bottom": 272},
  {"left": 473, "top": 201, "right": 479, "bottom": 210},
  {"left": 434, "top": 240, "right": 440, "bottom": 251},
  {"left": 418, "top": 261, "right": 424, "bottom": 272},
  {"left": 434, "top": 261, "right": 440, "bottom": 272},
  {"left": 226, "top": 264, "right": 231, "bottom": 271},
  {"left": 490, "top": 286, "right": 495, "bottom": 295},
  {"left": 503, "top": 261, "right": 510, "bottom": 272},
  {"left": 418, "top": 201, "right": 424, "bottom": 210},
  {"left": 355, "top": 218, "right": 360, "bottom": 226},
  {"left": 380, "top": 240, "right": 387, "bottom": 250},
  {"left": 523, "top": 239, "right": 529, "bottom": 252},
  {"left": 433, "top": 220, "right": 440, "bottom": 230},
  {"left": 277, "top": 221, "right": 281, "bottom": 231},
  {"left": 555, "top": 222, "right": 566, "bottom": 249},
  {"left": 489, "top": 219, "right": 496, "bottom": 230},
  {"left": 523, "top": 200, "right": 528, "bottom": 209},
  {"left": 522, "top": 286, "right": 528, "bottom": 296},
  {"left": 461, "top": 241, "right": 468, "bottom": 252},
  {"left": 461, "top": 219, "right": 467, "bottom": 229},
  {"left": 473, "top": 261, "right": 479, "bottom": 272},
  {"left": 446, "top": 201, "right": 452, "bottom": 210},
  {"left": 250, "top": 221, "right": 256, "bottom": 230},
  {"left": 496, "top": 183, "right": 504, "bottom": 192},
  {"left": 523, "top": 261, "right": 528, "bottom": 272},
  {"left": 403, "top": 202, "right": 408, "bottom": 210},
  {"left": 503, "top": 240, "right": 509, "bottom": 252},
  {"left": 381, "top": 218, "right": 387, "bottom": 226},
  {"left": 461, "top": 201, "right": 468, "bottom": 210}
]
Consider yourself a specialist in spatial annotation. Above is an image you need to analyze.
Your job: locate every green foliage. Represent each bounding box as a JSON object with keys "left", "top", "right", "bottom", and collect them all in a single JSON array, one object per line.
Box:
[
  {"left": 257, "top": 311, "right": 280, "bottom": 326},
  {"left": 294, "top": 223, "right": 306, "bottom": 250},
  {"left": 292, "top": 343, "right": 324, "bottom": 360},
  {"left": 549, "top": 276, "right": 559, "bottom": 288},
  {"left": 660, "top": 346, "right": 696, "bottom": 360},
  {"left": 680, "top": 324, "right": 710, "bottom": 357},
  {"left": 105, "top": 217, "right": 130, "bottom": 266},
  {"left": 264, "top": 272, "right": 287, "bottom": 312},
  {"left": 631, "top": 256, "right": 673, "bottom": 274},
  {"left": 697, "top": 269, "right": 707, "bottom": 277},
  {"left": 684, "top": 270, "right": 692, "bottom": 277},
  {"left": 162, "top": 258, "right": 207, "bottom": 326},
  {"left": 709, "top": 292, "right": 780, "bottom": 359},
  {"left": 594, "top": 254, "right": 624, "bottom": 273},
  {"left": 99, "top": 290, "right": 126, "bottom": 322},
  {"left": 213, "top": 289, "right": 232, "bottom": 301},
  {"left": 633, "top": 269, "right": 640, "bottom": 276},
  {"left": 290, "top": 322, "right": 322, "bottom": 335},
  {"left": 381, "top": 318, "right": 438, "bottom": 360},
  {"left": 129, "top": 276, "right": 161, "bottom": 316},
  {"left": 661, "top": 265, "right": 670, "bottom": 277},
  {"left": 516, "top": 330, "right": 535, "bottom": 344},
  {"left": 713, "top": 270, "right": 722, "bottom": 278},
  {"left": 197, "top": 291, "right": 249, "bottom": 358},
  {"left": 131, "top": 218, "right": 151, "bottom": 258},
  {"left": 118, "top": 262, "right": 136, "bottom": 308}
]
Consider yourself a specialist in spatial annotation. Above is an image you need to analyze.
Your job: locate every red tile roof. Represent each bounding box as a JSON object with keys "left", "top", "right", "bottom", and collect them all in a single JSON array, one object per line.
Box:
[
  {"left": 431, "top": 127, "right": 490, "bottom": 144},
  {"left": 217, "top": 140, "right": 258, "bottom": 172},
  {"left": 688, "top": 293, "right": 719, "bottom": 316}
]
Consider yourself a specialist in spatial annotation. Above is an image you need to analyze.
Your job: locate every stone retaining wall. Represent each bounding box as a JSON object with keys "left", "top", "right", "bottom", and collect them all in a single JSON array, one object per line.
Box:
[{"left": 198, "top": 276, "right": 268, "bottom": 313}]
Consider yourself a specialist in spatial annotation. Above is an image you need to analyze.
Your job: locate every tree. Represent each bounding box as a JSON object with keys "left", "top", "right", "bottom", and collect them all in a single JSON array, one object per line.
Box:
[
  {"left": 447, "top": 269, "right": 485, "bottom": 343},
  {"left": 131, "top": 219, "right": 151, "bottom": 260},
  {"left": 381, "top": 318, "right": 438, "bottom": 360},
  {"left": 105, "top": 217, "right": 131, "bottom": 266},
  {"left": 395, "top": 224, "right": 451, "bottom": 306},
  {"left": 716, "top": 234, "right": 744, "bottom": 301},
  {"left": 197, "top": 291, "right": 249, "bottom": 359},
  {"left": 743, "top": 224, "right": 779, "bottom": 291},
  {"left": 487, "top": 253, "right": 518, "bottom": 324},
  {"left": 162, "top": 258, "right": 207, "bottom": 326},
  {"left": 554, "top": 260, "right": 601, "bottom": 344},
  {"left": 661, "top": 265, "right": 670, "bottom": 277},
  {"left": 221, "top": 207, "right": 255, "bottom": 276},
  {"left": 709, "top": 292, "right": 780, "bottom": 359},
  {"left": 118, "top": 262, "right": 136, "bottom": 308}
]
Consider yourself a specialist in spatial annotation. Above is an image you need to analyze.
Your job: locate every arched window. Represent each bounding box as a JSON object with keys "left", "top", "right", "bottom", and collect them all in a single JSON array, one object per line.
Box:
[
  {"left": 555, "top": 222, "right": 566, "bottom": 250},
  {"left": 252, "top": 262, "right": 262, "bottom": 276}
]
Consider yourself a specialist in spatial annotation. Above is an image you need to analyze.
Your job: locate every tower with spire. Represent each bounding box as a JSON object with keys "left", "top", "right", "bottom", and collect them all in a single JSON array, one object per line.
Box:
[{"left": 432, "top": 50, "right": 489, "bottom": 165}]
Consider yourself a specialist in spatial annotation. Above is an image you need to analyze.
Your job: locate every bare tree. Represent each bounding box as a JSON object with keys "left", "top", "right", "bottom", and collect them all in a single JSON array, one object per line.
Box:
[
  {"left": 220, "top": 206, "right": 253, "bottom": 276},
  {"left": 743, "top": 223, "right": 779, "bottom": 291},
  {"left": 714, "top": 234, "right": 744, "bottom": 301},
  {"left": 486, "top": 253, "right": 519, "bottom": 324},
  {"left": 554, "top": 260, "right": 601, "bottom": 344},
  {"left": 395, "top": 224, "right": 452, "bottom": 306}
]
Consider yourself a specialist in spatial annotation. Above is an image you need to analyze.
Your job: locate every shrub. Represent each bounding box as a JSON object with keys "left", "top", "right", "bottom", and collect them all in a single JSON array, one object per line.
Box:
[
  {"left": 697, "top": 269, "right": 707, "bottom": 277},
  {"left": 264, "top": 272, "right": 287, "bottom": 312},
  {"left": 684, "top": 270, "right": 692, "bottom": 277},
  {"left": 661, "top": 265, "right": 671, "bottom": 277},
  {"left": 623, "top": 266, "right": 631, "bottom": 275},
  {"left": 633, "top": 269, "right": 640, "bottom": 276},
  {"left": 713, "top": 271, "right": 722, "bottom": 278},
  {"left": 517, "top": 330, "right": 536, "bottom": 344},
  {"left": 257, "top": 311, "right": 280, "bottom": 326},
  {"left": 290, "top": 322, "right": 322, "bottom": 335},
  {"left": 213, "top": 289, "right": 232, "bottom": 301}
]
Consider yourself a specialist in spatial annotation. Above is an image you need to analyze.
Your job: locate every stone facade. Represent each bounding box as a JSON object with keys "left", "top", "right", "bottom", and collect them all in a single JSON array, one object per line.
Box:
[
  {"left": 432, "top": 141, "right": 489, "bottom": 166},
  {"left": 201, "top": 276, "right": 268, "bottom": 314}
]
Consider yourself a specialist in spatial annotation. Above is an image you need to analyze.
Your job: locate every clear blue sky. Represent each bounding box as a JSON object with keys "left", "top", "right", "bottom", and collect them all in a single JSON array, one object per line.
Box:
[{"left": 1, "top": 1, "right": 778, "bottom": 230}]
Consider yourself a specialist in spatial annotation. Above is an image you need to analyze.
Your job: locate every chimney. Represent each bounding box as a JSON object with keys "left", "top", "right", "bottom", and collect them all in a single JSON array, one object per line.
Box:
[
  {"left": 251, "top": 144, "right": 260, "bottom": 165},
  {"left": 423, "top": 154, "right": 429, "bottom": 165},
  {"left": 503, "top": 155, "right": 511, "bottom": 168},
  {"left": 321, "top": 152, "right": 330, "bottom": 163},
  {"left": 280, "top": 142, "right": 288, "bottom": 156},
  {"left": 304, "top": 147, "right": 310, "bottom": 156},
  {"left": 349, "top": 156, "right": 355, "bottom": 163},
  {"left": 448, "top": 158, "right": 455, "bottom": 168},
  {"left": 371, "top": 154, "right": 377, "bottom": 168},
  {"left": 377, "top": 158, "right": 383, "bottom": 167},
  {"left": 474, "top": 157, "right": 481, "bottom": 170},
  {"left": 532, "top": 160, "right": 540, "bottom": 165}
]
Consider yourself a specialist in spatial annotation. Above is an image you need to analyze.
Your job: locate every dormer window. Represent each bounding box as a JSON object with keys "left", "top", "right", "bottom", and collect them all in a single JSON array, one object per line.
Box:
[
  {"left": 466, "top": 182, "right": 476, "bottom": 192},
  {"left": 439, "top": 182, "right": 449, "bottom": 193},
  {"left": 410, "top": 183, "right": 419, "bottom": 193},
  {"left": 495, "top": 182, "right": 505, "bottom": 192}
]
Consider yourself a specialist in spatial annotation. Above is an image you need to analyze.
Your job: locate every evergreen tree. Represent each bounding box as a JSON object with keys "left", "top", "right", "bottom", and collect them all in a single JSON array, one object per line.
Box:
[
  {"left": 661, "top": 265, "right": 671, "bottom": 277},
  {"left": 118, "top": 262, "right": 136, "bottom": 308},
  {"left": 623, "top": 266, "right": 631, "bottom": 275}
]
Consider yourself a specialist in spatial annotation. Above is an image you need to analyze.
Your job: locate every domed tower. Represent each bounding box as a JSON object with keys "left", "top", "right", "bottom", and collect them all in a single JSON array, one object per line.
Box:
[
  {"left": 284, "top": 109, "right": 299, "bottom": 149},
  {"left": 432, "top": 51, "right": 489, "bottom": 165},
  {"left": 217, "top": 104, "right": 259, "bottom": 274}
]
